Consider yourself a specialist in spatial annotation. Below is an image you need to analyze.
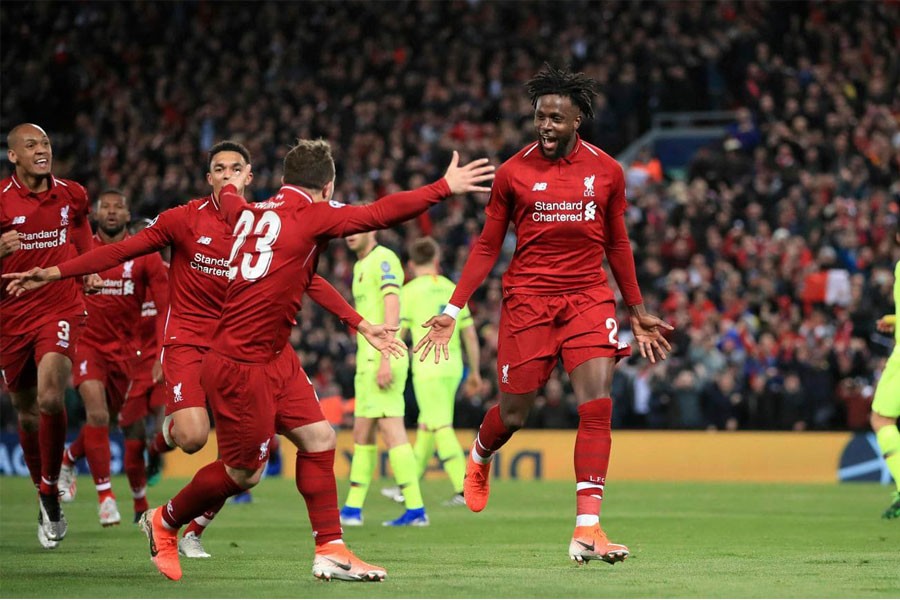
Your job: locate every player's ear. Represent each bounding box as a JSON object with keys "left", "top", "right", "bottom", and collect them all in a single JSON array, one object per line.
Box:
[
  {"left": 206, "top": 172, "right": 213, "bottom": 186},
  {"left": 574, "top": 113, "right": 582, "bottom": 130},
  {"left": 7, "top": 149, "right": 16, "bottom": 165},
  {"left": 322, "top": 179, "right": 334, "bottom": 201},
  {"left": 245, "top": 169, "right": 254, "bottom": 186}
]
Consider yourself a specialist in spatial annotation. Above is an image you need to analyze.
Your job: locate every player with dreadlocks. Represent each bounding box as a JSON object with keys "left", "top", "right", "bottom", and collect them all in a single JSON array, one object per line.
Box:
[{"left": 414, "top": 64, "right": 673, "bottom": 565}]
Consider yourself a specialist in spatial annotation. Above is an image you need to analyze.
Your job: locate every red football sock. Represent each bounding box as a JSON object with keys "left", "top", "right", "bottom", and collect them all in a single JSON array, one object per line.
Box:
[
  {"left": 183, "top": 497, "right": 226, "bottom": 538},
  {"left": 473, "top": 404, "right": 514, "bottom": 460},
  {"left": 124, "top": 438, "right": 148, "bottom": 512},
  {"left": 149, "top": 430, "right": 174, "bottom": 456},
  {"left": 296, "top": 449, "right": 341, "bottom": 545},
  {"left": 574, "top": 398, "right": 612, "bottom": 519},
  {"left": 161, "top": 460, "right": 244, "bottom": 530},
  {"left": 83, "top": 424, "right": 113, "bottom": 500},
  {"left": 38, "top": 409, "right": 67, "bottom": 497},
  {"left": 64, "top": 428, "right": 85, "bottom": 464},
  {"left": 17, "top": 425, "right": 41, "bottom": 488}
]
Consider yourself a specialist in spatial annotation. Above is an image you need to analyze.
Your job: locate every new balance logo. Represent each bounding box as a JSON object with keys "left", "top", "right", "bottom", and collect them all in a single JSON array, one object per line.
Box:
[
  {"left": 172, "top": 383, "right": 183, "bottom": 403},
  {"left": 196, "top": 236, "right": 212, "bottom": 245},
  {"left": 12, "top": 216, "right": 25, "bottom": 225},
  {"left": 532, "top": 182, "right": 548, "bottom": 191},
  {"left": 501, "top": 363, "right": 509, "bottom": 384},
  {"left": 584, "top": 201, "right": 596, "bottom": 221}
]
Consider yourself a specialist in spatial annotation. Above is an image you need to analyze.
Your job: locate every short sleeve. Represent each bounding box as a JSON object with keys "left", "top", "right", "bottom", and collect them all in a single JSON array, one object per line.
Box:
[{"left": 377, "top": 251, "right": 403, "bottom": 299}]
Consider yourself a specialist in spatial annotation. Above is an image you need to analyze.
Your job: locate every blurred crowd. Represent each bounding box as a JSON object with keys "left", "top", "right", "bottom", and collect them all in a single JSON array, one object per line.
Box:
[{"left": 1, "top": 1, "right": 898, "bottom": 432}]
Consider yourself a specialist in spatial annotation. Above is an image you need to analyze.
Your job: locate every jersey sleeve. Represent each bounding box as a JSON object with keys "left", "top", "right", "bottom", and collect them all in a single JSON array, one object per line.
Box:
[
  {"left": 375, "top": 250, "right": 403, "bottom": 299},
  {"left": 57, "top": 206, "right": 180, "bottom": 279},
  {"left": 603, "top": 165, "right": 643, "bottom": 307},
  {"left": 142, "top": 252, "right": 170, "bottom": 354},
  {"left": 307, "top": 274, "right": 364, "bottom": 331},
  {"left": 217, "top": 185, "right": 248, "bottom": 229},
  {"left": 311, "top": 179, "right": 451, "bottom": 239},
  {"left": 70, "top": 182, "right": 93, "bottom": 255}
]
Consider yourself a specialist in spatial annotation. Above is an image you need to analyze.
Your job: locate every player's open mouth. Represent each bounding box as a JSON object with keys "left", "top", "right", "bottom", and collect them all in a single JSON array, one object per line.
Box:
[
  {"left": 540, "top": 136, "right": 557, "bottom": 151},
  {"left": 35, "top": 159, "right": 49, "bottom": 167}
]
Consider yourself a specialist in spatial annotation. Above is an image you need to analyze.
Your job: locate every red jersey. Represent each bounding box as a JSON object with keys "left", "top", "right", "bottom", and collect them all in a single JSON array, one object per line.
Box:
[
  {"left": 449, "top": 136, "right": 642, "bottom": 307},
  {"left": 57, "top": 196, "right": 369, "bottom": 352},
  {"left": 57, "top": 195, "right": 233, "bottom": 348},
  {"left": 78, "top": 233, "right": 169, "bottom": 359},
  {"left": 137, "top": 299, "right": 161, "bottom": 368},
  {"left": 1, "top": 174, "right": 92, "bottom": 335},
  {"left": 213, "top": 179, "right": 452, "bottom": 363}
]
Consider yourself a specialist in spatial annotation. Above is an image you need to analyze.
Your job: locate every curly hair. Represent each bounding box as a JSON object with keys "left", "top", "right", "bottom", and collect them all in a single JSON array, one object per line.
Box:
[{"left": 525, "top": 63, "right": 599, "bottom": 119}]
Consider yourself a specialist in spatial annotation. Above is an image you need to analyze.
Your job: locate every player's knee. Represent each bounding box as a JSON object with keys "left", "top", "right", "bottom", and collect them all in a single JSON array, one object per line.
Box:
[
  {"left": 85, "top": 410, "right": 110, "bottom": 427},
  {"left": 36, "top": 388, "right": 65, "bottom": 413},
  {"left": 226, "top": 466, "right": 262, "bottom": 489},
  {"left": 318, "top": 426, "right": 337, "bottom": 450},
  {"left": 176, "top": 429, "right": 208, "bottom": 454},
  {"left": 501, "top": 410, "right": 527, "bottom": 432}
]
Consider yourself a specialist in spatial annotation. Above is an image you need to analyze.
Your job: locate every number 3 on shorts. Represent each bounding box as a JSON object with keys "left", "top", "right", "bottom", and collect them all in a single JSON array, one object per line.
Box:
[{"left": 58, "top": 320, "right": 70, "bottom": 342}]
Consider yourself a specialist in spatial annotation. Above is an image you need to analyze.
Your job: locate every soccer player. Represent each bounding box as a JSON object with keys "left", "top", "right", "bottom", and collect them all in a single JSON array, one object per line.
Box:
[
  {"left": 57, "top": 189, "right": 169, "bottom": 528},
  {"left": 0, "top": 123, "right": 100, "bottom": 549},
  {"left": 401, "top": 236, "right": 481, "bottom": 506},
  {"left": 133, "top": 140, "right": 493, "bottom": 582},
  {"left": 3, "top": 141, "right": 368, "bottom": 557},
  {"left": 338, "top": 231, "right": 428, "bottom": 527},
  {"left": 414, "top": 65, "right": 673, "bottom": 565},
  {"left": 871, "top": 225, "right": 900, "bottom": 519}
]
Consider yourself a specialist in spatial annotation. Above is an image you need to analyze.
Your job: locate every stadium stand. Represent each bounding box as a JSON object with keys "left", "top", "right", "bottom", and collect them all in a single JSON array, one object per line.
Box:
[{"left": 1, "top": 0, "right": 898, "bottom": 432}]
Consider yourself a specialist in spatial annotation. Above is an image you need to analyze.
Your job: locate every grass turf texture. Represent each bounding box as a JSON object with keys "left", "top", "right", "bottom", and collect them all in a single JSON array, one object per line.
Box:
[{"left": 0, "top": 476, "right": 897, "bottom": 598}]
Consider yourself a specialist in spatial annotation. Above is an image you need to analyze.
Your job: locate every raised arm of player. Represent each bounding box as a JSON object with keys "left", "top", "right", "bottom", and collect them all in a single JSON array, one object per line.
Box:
[
  {"left": 460, "top": 322, "right": 482, "bottom": 396},
  {"left": 315, "top": 152, "right": 494, "bottom": 239}
]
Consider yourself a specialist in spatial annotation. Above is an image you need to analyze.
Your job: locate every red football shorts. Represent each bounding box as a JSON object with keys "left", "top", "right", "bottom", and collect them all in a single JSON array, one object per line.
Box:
[
  {"left": 201, "top": 345, "right": 323, "bottom": 470},
  {"left": 160, "top": 344, "right": 208, "bottom": 415},
  {"left": 72, "top": 344, "right": 133, "bottom": 416},
  {"left": 120, "top": 361, "right": 165, "bottom": 429},
  {"left": 0, "top": 314, "right": 85, "bottom": 393},
  {"left": 496, "top": 287, "right": 631, "bottom": 394}
]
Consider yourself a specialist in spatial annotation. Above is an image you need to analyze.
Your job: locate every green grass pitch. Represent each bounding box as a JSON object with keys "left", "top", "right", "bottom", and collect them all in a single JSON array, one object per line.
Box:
[{"left": 0, "top": 475, "right": 897, "bottom": 598}]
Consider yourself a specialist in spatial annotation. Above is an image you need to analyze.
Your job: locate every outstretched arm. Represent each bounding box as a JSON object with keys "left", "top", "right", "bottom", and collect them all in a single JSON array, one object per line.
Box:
[
  {"left": 413, "top": 214, "right": 507, "bottom": 363},
  {"left": 307, "top": 274, "right": 363, "bottom": 331}
]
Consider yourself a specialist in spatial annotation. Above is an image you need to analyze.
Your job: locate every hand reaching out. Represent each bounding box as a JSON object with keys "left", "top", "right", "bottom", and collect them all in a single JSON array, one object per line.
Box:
[
  {"left": 442, "top": 151, "right": 495, "bottom": 195},
  {"left": 3, "top": 266, "right": 60, "bottom": 297},
  {"left": 357, "top": 320, "right": 407, "bottom": 360},
  {"left": 413, "top": 313, "right": 457, "bottom": 364},
  {"left": 629, "top": 312, "right": 674, "bottom": 364}
]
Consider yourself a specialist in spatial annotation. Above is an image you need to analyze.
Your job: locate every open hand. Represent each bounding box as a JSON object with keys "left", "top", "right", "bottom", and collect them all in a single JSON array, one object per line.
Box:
[
  {"left": 358, "top": 320, "right": 407, "bottom": 360},
  {"left": 629, "top": 312, "right": 674, "bottom": 364},
  {"left": 442, "top": 151, "right": 495, "bottom": 195},
  {"left": 413, "top": 314, "right": 457, "bottom": 364},
  {"left": 3, "top": 266, "right": 58, "bottom": 297}
]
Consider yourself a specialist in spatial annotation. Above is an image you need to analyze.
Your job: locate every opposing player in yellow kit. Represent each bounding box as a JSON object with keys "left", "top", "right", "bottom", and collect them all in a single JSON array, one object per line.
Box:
[
  {"left": 871, "top": 225, "right": 900, "bottom": 520},
  {"left": 339, "top": 231, "right": 428, "bottom": 526},
  {"left": 398, "top": 237, "right": 481, "bottom": 506}
]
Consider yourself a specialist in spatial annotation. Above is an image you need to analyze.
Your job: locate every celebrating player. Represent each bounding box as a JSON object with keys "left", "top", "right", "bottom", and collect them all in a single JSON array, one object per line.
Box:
[
  {"left": 135, "top": 140, "right": 492, "bottom": 582},
  {"left": 3, "top": 141, "right": 371, "bottom": 557},
  {"left": 339, "top": 231, "right": 428, "bottom": 527},
  {"left": 871, "top": 224, "right": 900, "bottom": 519},
  {"left": 401, "top": 236, "right": 481, "bottom": 506},
  {"left": 414, "top": 65, "right": 673, "bottom": 565},
  {"left": 57, "top": 190, "right": 169, "bottom": 528},
  {"left": 0, "top": 123, "right": 100, "bottom": 549}
]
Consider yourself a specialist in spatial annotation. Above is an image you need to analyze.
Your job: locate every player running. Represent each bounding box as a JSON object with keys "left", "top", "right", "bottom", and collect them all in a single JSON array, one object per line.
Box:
[
  {"left": 414, "top": 65, "right": 673, "bottom": 565},
  {"left": 131, "top": 140, "right": 492, "bottom": 582},
  {"left": 1, "top": 123, "right": 101, "bottom": 549},
  {"left": 57, "top": 189, "right": 169, "bottom": 527}
]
